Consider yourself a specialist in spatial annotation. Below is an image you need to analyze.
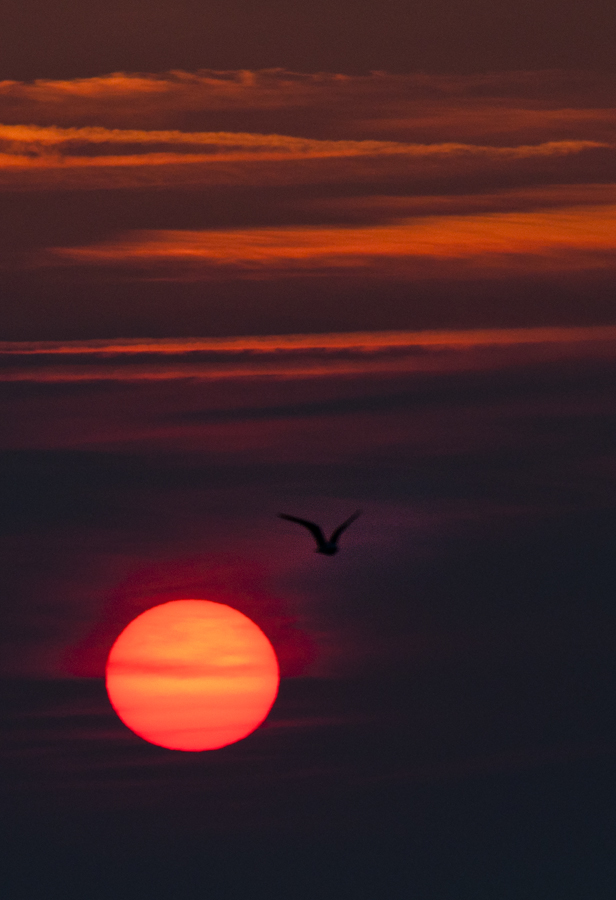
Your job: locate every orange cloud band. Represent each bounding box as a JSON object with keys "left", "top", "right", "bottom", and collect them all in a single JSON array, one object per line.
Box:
[
  {"left": 0, "top": 120, "right": 609, "bottom": 193},
  {"left": 2, "top": 326, "right": 615, "bottom": 382},
  {"left": 1, "top": 70, "right": 614, "bottom": 128},
  {"left": 1, "top": 123, "right": 606, "bottom": 160},
  {"left": 46, "top": 205, "right": 616, "bottom": 278}
]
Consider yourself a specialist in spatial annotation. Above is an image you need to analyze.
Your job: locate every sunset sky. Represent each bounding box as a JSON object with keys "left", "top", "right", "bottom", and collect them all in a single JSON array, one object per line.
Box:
[{"left": 2, "top": 4, "right": 616, "bottom": 898}]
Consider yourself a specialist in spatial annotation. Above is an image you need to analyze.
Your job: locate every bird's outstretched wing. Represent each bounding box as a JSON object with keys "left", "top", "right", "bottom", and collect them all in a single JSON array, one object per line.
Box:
[
  {"left": 278, "top": 514, "right": 327, "bottom": 550},
  {"left": 330, "top": 510, "right": 362, "bottom": 545}
]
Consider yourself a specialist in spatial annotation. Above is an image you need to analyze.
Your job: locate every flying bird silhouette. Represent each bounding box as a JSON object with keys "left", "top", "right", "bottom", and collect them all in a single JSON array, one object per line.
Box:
[{"left": 278, "top": 511, "right": 361, "bottom": 555}]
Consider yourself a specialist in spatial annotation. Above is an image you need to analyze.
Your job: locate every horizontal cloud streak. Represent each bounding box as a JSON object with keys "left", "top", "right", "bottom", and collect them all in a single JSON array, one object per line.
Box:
[
  {"left": 303, "top": 183, "right": 616, "bottom": 219},
  {"left": 1, "top": 123, "right": 605, "bottom": 161},
  {"left": 0, "top": 70, "right": 614, "bottom": 194},
  {"left": 2, "top": 326, "right": 615, "bottom": 382},
  {"left": 0, "top": 124, "right": 608, "bottom": 192},
  {"left": 45, "top": 205, "right": 616, "bottom": 280},
  {"left": 1, "top": 70, "right": 614, "bottom": 139}
]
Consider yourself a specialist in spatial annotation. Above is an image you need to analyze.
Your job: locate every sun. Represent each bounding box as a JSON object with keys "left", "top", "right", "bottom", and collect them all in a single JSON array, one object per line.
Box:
[{"left": 105, "top": 599, "right": 279, "bottom": 751}]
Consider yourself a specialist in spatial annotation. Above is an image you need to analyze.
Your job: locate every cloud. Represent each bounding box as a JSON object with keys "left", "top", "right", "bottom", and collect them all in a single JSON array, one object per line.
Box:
[
  {"left": 0, "top": 70, "right": 613, "bottom": 192},
  {"left": 1, "top": 70, "right": 614, "bottom": 338},
  {"left": 2, "top": 122, "right": 604, "bottom": 162},
  {"left": 0, "top": 121, "right": 609, "bottom": 192},
  {"left": 302, "top": 183, "right": 616, "bottom": 219},
  {"left": 2, "top": 326, "right": 615, "bottom": 383},
  {"left": 43, "top": 204, "right": 616, "bottom": 281},
  {"left": 1, "top": 70, "right": 614, "bottom": 135}
]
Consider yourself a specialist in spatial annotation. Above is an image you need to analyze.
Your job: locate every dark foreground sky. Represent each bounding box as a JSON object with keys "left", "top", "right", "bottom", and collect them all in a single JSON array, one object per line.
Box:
[{"left": 2, "top": 3, "right": 616, "bottom": 898}]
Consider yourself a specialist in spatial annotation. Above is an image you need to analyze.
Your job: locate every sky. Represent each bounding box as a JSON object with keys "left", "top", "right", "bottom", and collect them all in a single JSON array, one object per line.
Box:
[{"left": 2, "top": 4, "right": 616, "bottom": 899}]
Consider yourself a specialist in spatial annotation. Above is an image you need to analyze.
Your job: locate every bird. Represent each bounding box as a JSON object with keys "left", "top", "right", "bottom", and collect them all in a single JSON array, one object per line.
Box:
[{"left": 278, "top": 511, "right": 361, "bottom": 555}]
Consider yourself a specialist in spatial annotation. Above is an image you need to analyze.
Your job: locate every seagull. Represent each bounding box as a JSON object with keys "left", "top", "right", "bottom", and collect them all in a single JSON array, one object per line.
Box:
[{"left": 278, "top": 511, "right": 361, "bottom": 555}]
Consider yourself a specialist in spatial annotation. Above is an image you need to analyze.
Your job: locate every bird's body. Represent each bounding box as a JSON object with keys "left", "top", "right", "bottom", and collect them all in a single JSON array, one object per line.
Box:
[{"left": 278, "top": 511, "right": 361, "bottom": 554}]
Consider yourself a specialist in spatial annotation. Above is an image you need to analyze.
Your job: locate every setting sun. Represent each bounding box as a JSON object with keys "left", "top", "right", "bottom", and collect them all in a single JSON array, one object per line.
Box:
[{"left": 105, "top": 600, "right": 280, "bottom": 751}]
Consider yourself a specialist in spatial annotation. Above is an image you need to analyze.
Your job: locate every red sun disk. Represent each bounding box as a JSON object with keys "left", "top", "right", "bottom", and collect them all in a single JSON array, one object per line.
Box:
[{"left": 105, "top": 599, "right": 280, "bottom": 750}]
